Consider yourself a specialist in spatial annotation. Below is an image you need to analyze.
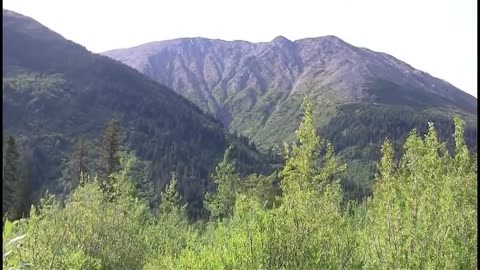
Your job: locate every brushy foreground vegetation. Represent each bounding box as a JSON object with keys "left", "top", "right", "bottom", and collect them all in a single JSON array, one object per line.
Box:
[{"left": 3, "top": 99, "right": 477, "bottom": 269}]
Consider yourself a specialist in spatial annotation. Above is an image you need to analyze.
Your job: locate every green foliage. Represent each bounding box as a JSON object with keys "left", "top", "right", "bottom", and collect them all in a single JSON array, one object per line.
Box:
[
  {"left": 158, "top": 173, "right": 187, "bottom": 218},
  {"left": 143, "top": 173, "right": 191, "bottom": 269},
  {"left": 2, "top": 84, "right": 477, "bottom": 269},
  {"left": 101, "top": 117, "right": 121, "bottom": 192},
  {"left": 121, "top": 152, "right": 155, "bottom": 206},
  {"left": 3, "top": 73, "right": 66, "bottom": 103},
  {"left": 2, "top": 136, "right": 31, "bottom": 220},
  {"left": 3, "top": 218, "right": 31, "bottom": 269},
  {"left": 150, "top": 106, "right": 476, "bottom": 269},
  {"left": 3, "top": 170, "right": 150, "bottom": 269},
  {"left": 357, "top": 117, "right": 477, "bottom": 269},
  {"left": 3, "top": 136, "right": 19, "bottom": 219},
  {"left": 15, "top": 158, "right": 34, "bottom": 220},
  {"left": 321, "top": 102, "right": 477, "bottom": 201},
  {"left": 204, "top": 146, "right": 241, "bottom": 220},
  {"left": 239, "top": 173, "right": 280, "bottom": 208},
  {"left": 61, "top": 136, "right": 90, "bottom": 194},
  {"left": 269, "top": 97, "right": 354, "bottom": 269}
]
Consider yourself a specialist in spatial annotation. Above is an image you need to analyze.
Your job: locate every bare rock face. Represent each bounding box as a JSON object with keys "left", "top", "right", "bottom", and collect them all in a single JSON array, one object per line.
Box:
[{"left": 103, "top": 35, "right": 477, "bottom": 149}]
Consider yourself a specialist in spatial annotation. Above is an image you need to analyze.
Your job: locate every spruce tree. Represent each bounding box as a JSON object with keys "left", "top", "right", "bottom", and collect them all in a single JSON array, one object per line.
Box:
[
  {"left": 3, "top": 136, "right": 19, "bottom": 220},
  {"left": 63, "top": 136, "right": 89, "bottom": 194},
  {"left": 101, "top": 117, "right": 121, "bottom": 193},
  {"left": 159, "top": 173, "right": 186, "bottom": 218},
  {"left": 119, "top": 151, "right": 155, "bottom": 206},
  {"left": 16, "top": 157, "right": 33, "bottom": 219}
]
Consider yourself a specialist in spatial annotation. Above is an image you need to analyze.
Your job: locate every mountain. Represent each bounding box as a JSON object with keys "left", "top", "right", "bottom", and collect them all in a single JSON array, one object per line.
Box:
[
  {"left": 103, "top": 35, "right": 476, "bottom": 146},
  {"left": 103, "top": 35, "right": 477, "bottom": 198},
  {"left": 2, "top": 10, "right": 270, "bottom": 218}
]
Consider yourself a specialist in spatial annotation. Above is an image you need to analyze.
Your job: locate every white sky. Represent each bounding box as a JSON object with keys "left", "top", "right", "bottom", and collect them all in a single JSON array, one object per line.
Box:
[{"left": 3, "top": 0, "right": 477, "bottom": 97}]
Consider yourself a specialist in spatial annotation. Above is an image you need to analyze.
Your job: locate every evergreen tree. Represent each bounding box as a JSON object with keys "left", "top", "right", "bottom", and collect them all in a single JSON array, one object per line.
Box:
[
  {"left": 101, "top": 117, "right": 121, "bottom": 193},
  {"left": 159, "top": 173, "right": 186, "bottom": 218},
  {"left": 3, "top": 136, "right": 20, "bottom": 220},
  {"left": 63, "top": 136, "right": 89, "bottom": 194},
  {"left": 15, "top": 157, "right": 33, "bottom": 219},
  {"left": 204, "top": 146, "right": 240, "bottom": 220},
  {"left": 118, "top": 151, "right": 155, "bottom": 206}
]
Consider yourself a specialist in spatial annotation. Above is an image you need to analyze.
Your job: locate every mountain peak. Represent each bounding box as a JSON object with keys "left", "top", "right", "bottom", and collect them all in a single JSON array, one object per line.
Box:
[
  {"left": 272, "top": 35, "right": 291, "bottom": 44},
  {"left": 322, "top": 35, "right": 342, "bottom": 40},
  {"left": 3, "top": 9, "right": 24, "bottom": 17}
]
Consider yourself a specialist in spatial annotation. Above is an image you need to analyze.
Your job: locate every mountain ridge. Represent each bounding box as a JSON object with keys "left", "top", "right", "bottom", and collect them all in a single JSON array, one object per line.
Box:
[
  {"left": 102, "top": 35, "right": 476, "bottom": 144},
  {"left": 103, "top": 35, "right": 476, "bottom": 106},
  {"left": 102, "top": 34, "right": 472, "bottom": 94}
]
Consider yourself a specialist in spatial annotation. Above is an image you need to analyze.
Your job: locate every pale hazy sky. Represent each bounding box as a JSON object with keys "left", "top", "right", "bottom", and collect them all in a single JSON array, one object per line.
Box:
[{"left": 4, "top": 0, "right": 477, "bottom": 97}]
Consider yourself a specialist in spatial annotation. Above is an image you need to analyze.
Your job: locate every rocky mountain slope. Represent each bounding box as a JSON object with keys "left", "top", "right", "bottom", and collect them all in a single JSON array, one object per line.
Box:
[{"left": 103, "top": 35, "right": 476, "bottom": 147}]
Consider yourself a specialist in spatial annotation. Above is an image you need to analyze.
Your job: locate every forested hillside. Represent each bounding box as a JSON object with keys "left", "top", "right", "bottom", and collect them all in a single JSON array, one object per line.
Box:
[
  {"left": 2, "top": 10, "right": 272, "bottom": 218},
  {"left": 3, "top": 98, "right": 477, "bottom": 269}
]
